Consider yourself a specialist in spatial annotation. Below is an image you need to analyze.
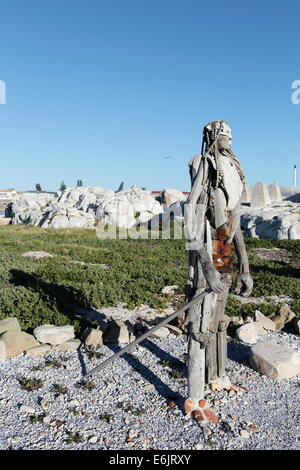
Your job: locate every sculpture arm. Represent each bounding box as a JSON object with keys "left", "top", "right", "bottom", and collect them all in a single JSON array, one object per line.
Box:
[{"left": 233, "top": 226, "right": 253, "bottom": 296}]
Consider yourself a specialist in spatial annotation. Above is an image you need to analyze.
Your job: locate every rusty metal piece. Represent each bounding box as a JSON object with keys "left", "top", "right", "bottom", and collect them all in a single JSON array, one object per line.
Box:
[{"left": 212, "top": 239, "right": 233, "bottom": 273}]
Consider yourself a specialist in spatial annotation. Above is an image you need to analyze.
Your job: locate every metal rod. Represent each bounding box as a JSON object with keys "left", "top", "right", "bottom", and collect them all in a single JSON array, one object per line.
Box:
[{"left": 83, "top": 287, "right": 212, "bottom": 378}]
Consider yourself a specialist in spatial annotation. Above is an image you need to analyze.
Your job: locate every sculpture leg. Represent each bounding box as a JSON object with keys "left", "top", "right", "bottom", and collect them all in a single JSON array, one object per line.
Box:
[{"left": 183, "top": 293, "right": 219, "bottom": 424}]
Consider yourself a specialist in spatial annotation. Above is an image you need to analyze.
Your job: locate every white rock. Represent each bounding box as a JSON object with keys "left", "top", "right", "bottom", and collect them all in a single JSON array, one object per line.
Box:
[
  {"left": 21, "top": 251, "right": 54, "bottom": 259},
  {"left": 0, "top": 317, "right": 21, "bottom": 335},
  {"left": 254, "top": 310, "right": 276, "bottom": 332},
  {"left": 239, "top": 430, "right": 250, "bottom": 439},
  {"left": 161, "top": 285, "right": 179, "bottom": 295},
  {"left": 236, "top": 323, "right": 259, "bottom": 344},
  {"left": 33, "top": 325, "right": 75, "bottom": 345},
  {"left": 26, "top": 344, "right": 52, "bottom": 357},
  {"left": 250, "top": 341, "right": 300, "bottom": 379},
  {"left": 89, "top": 436, "right": 98, "bottom": 444},
  {"left": 52, "top": 339, "right": 81, "bottom": 351},
  {"left": 148, "top": 326, "right": 170, "bottom": 339},
  {"left": 19, "top": 405, "right": 36, "bottom": 414}
]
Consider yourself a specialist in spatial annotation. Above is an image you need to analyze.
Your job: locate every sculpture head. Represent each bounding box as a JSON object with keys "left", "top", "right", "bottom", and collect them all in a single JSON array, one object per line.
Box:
[{"left": 203, "top": 120, "right": 232, "bottom": 151}]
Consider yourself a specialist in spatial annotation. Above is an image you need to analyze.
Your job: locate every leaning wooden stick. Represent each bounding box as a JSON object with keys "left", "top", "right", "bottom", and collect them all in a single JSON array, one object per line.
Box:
[{"left": 83, "top": 287, "right": 212, "bottom": 379}]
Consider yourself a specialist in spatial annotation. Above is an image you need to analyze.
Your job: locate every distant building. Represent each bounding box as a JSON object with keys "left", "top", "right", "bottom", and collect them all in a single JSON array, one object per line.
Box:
[{"left": 0, "top": 189, "right": 19, "bottom": 199}]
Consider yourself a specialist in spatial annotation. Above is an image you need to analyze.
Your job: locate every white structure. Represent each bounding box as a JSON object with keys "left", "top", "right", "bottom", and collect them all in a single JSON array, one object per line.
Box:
[
  {"left": 250, "top": 183, "right": 271, "bottom": 208},
  {"left": 0, "top": 189, "right": 18, "bottom": 200}
]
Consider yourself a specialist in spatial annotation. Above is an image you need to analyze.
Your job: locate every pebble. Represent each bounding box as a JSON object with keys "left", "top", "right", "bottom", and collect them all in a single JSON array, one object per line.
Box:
[
  {"left": 19, "top": 405, "right": 36, "bottom": 414},
  {"left": 240, "top": 430, "right": 250, "bottom": 439},
  {"left": 89, "top": 436, "right": 98, "bottom": 443},
  {"left": 195, "top": 443, "right": 204, "bottom": 450}
]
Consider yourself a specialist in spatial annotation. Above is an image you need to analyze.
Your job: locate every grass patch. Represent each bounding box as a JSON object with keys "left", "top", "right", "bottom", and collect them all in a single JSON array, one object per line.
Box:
[
  {"left": 18, "top": 377, "right": 44, "bottom": 391},
  {"left": 51, "top": 383, "right": 68, "bottom": 394},
  {"left": 76, "top": 379, "right": 96, "bottom": 391},
  {"left": 1, "top": 226, "right": 300, "bottom": 332}
]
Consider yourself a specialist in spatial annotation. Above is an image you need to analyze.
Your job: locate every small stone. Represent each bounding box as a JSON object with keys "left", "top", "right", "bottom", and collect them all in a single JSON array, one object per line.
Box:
[
  {"left": 26, "top": 344, "right": 52, "bottom": 357},
  {"left": 0, "top": 318, "right": 21, "bottom": 335},
  {"left": 195, "top": 443, "right": 204, "bottom": 450},
  {"left": 250, "top": 341, "right": 300, "bottom": 379},
  {"left": 81, "top": 328, "right": 103, "bottom": 348},
  {"left": 40, "top": 398, "right": 49, "bottom": 410},
  {"left": 143, "top": 384, "right": 155, "bottom": 391},
  {"left": 52, "top": 339, "right": 81, "bottom": 351},
  {"left": 124, "top": 418, "right": 130, "bottom": 425},
  {"left": 89, "top": 436, "right": 98, "bottom": 443},
  {"left": 19, "top": 405, "right": 36, "bottom": 414},
  {"left": 228, "top": 390, "right": 235, "bottom": 397},
  {"left": 43, "top": 416, "right": 51, "bottom": 424},
  {"left": 68, "top": 399, "right": 80, "bottom": 407},
  {"left": 165, "top": 324, "right": 182, "bottom": 336},
  {"left": 33, "top": 325, "right": 75, "bottom": 346},
  {"left": 240, "top": 430, "right": 250, "bottom": 439},
  {"left": 250, "top": 424, "right": 260, "bottom": 433},
  {"left": 148, "top": 326, "right": 170, "bottom": 339},
  {"left": 203, "top": 427, "right": 211, "bottom": 436}
]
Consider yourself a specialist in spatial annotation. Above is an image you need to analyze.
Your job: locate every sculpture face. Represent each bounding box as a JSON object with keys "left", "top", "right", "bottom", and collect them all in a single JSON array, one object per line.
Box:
[{"left": 217, "top": 134, "right": 231, "bottom": 151}]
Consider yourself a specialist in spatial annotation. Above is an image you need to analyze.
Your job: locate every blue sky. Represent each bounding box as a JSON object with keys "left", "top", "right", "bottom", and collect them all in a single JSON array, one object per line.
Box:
[{"left": 0, "top": 0, "right": 299, "bottom": 192}]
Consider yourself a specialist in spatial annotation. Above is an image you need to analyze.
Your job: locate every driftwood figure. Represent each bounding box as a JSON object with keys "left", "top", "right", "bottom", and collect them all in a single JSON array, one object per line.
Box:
[{"left": 183, "top": 120, "right": 253, "bottom": 424}]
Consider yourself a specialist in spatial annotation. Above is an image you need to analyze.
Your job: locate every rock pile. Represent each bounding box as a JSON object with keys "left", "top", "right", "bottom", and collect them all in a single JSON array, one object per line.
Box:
[
  {"left": 241, "top": 200, "right": 300, "bottom": 240},
  {"left": 6, "top": 187, "right": 164, "bottom": 230},
  {"left": 0, "top": 318, "right": 80, "bottom": 360}
]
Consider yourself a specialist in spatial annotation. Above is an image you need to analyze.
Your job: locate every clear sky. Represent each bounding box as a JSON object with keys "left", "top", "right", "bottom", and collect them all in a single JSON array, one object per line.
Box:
[{"left": 0, "top": 0, "right": 299, "bottom": 192}]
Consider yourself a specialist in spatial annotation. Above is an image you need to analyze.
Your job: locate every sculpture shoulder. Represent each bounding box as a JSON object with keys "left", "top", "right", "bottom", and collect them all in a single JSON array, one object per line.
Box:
[{"left": 188, "top": 154, "right": 202, "bottom": 172}]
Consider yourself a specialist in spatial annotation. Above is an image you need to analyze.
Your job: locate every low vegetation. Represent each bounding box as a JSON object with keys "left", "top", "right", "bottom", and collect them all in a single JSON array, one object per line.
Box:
[{"left": 0, "top": 226, "right": 299, "bottom": 334}]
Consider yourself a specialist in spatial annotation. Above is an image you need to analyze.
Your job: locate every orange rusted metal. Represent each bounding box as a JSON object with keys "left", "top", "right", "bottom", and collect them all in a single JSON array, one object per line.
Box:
[{"left": 212, "top": 239, "right": 233, "bottom": 273}]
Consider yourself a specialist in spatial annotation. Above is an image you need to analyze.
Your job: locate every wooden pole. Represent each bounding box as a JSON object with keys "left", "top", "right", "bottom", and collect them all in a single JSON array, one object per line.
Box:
[{"left": 83, "top": 287, "right": 212, "bottom": 378}]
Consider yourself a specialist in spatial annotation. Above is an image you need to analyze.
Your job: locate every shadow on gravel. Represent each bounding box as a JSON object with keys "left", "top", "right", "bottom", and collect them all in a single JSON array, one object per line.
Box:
[
  {"left": 227, "top": 341, "right": 251, "bottom": 366},
  {"left": 106, "top": 341, "right": 185, "bottom": 406},
  {"left": 77, "top": 347, "right": 87, "bottom": 376}
]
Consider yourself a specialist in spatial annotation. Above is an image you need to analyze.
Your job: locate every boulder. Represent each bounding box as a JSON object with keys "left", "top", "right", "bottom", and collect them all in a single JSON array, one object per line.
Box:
[
  {"left": 33, "top": 325, "right": 75, "bottom": 345},
  {"left": 52, "top": 339, "right": 81, "bottom": 351},
  {"left": 26, "top": 344, "right": 52, "bottom": 357},
  {"left": 0, "top": 317, "right": 21, "bottom": 335},
  {"left": 270, "top": 304, "right": 295, "bottom": 331},
  {"left": 162, "top": 189, "right": 186, "bottom": 206},
  {"left": 103, "top": 320, "right": 130, "bottom": 344},
  {"left": 81, "top": 327, "right": 103, "bottom": 348},
  {"left": 236, "top": 322, "right": 267, "bottom": 344},
  {"left": 254, "top": 310, "right": 276, "bottom": 332},
  {"left": 0, "top": 331, "right": 39, "bottom": 359},
  {"left": 250, "top": 341, "right": 300, "bottom": 378}
]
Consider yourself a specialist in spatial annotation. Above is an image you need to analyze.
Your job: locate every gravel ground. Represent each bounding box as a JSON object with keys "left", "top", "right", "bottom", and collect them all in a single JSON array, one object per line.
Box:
[{"left": 0, "top": 330, "right": 299, "bottom": 451}]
